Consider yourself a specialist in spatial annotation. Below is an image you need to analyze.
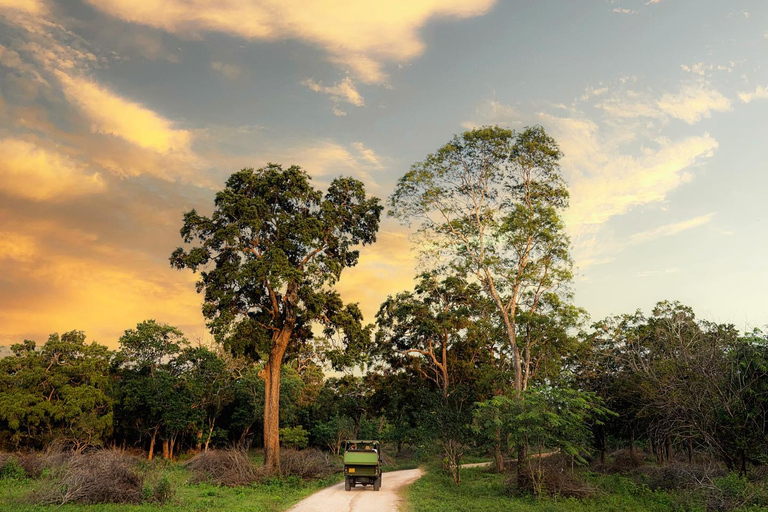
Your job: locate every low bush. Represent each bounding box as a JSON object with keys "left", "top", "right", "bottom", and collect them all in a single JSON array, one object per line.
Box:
[
  {"left": 184, "top": 449, "right": 257, "bottom": 487},
  {"left": 280, "top": 448, "right": 340, "bottom": 479},
  {"left": 511, "top": 453, "right": 599, "bottom": 499},
  {"left": 0, "top": 454, "right": 26, "bottom": 480},
  {"left": 31, "top": 449, "right": 144, "bottom": 505}
]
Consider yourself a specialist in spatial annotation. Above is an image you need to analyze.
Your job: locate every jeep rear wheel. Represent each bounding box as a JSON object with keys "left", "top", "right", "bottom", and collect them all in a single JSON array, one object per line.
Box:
[
  {"left": 373, "top": 475, "right": 381, "bottom": 491},
  {"left": 344, "top": 476, "right": 351, "bottom": 491}
]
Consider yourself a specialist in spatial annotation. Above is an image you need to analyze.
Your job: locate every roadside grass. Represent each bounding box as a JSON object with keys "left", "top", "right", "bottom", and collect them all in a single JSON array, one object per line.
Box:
[
  {"left": 404, "top": 462, "right": 717, "bottom": 512},
  {"left": 0, "top": 462, "right": 341, "bottom": 512}
]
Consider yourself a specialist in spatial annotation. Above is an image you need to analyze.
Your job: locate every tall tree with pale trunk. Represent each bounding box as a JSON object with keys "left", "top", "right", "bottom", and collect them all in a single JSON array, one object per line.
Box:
[
  {"left": 171, "top": 165, "right": 381, "bottom": 474},
  {"left": 390, "top": 125, "right": 574, "bottom": 476}
]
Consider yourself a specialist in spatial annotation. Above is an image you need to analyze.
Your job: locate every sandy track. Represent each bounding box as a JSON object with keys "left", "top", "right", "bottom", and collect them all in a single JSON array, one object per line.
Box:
[{"left": 288, "top": 468, "right": 423, "bottom": 512}]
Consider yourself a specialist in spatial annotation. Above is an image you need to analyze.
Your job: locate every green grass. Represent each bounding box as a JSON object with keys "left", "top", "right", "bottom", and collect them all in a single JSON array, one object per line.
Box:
[
  {"left": 404, "top": 463, "right": 718, "bottom": 512},
  {"left": 0, "top": 465, "right": 341, "bottom": 512}
]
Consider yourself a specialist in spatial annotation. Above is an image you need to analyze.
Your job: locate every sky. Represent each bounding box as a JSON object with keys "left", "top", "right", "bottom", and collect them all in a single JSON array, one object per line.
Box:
[{"left": 0, "top": 0, "right": 767, "bottom": 348}]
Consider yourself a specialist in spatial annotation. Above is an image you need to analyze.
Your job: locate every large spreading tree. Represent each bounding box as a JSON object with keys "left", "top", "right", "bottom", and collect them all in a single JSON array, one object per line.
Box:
[{"left": 171, "top": 164, "right": 381, "bottom": 473}]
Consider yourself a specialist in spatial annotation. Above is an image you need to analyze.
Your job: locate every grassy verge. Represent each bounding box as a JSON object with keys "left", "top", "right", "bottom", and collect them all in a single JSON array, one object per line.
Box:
[
  {"left": 0, "top": 465, "right": 342, "bottom": 512},
  {"left": 404, "top": 463, "right": 710, "bottom": 512}
]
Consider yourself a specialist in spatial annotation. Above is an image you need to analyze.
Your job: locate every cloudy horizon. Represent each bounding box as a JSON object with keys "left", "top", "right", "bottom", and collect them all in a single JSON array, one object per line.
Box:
[{"left": 1, "top": 0, "right": 767, "bottom": 347}]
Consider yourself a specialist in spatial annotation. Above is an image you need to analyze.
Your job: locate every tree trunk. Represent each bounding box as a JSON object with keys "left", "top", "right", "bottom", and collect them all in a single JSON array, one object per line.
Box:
[
  {"left": 263, "top": 326, "right": 292, "bottom": 475},
  {"left": 195, "top": 430, "right": 203, "bottom": 454},
  {"left": 148, "top": 430, "right": 157, "bottom": 461},
  {"left": 204, "top": 424, "right": 215, "bottom": 452},
  {"left": 162, "top": 439, "right": 169, "bottom": 460},
  {"left": 494, "top": 427, "right": 505, "bottom": 472},
  {"left": 516, "top": 443, "right": 528, "bottom": 489}
]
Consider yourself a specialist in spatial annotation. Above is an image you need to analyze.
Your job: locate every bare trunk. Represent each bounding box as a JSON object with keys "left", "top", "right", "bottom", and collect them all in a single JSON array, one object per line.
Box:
[
  {"left": 195, "top": 430, "right": 202, "bottom": 454},
  {"left": 148, "top": 430, "right": 156, "bottom": 461},
  {"left": 516, "top": 443, "right": 528, "bottom": 490},
  {"left": 494, "top": 427, "right": 505, "bottom": 472},
  {"left": 162, "top": 439, "right": 169, "bottom": 460},
  {"left": 263, "top": 327, "right": 292, "bottom": 475},
  {"left": 204, "top": 424, "right": 214, "bottom": 452}
]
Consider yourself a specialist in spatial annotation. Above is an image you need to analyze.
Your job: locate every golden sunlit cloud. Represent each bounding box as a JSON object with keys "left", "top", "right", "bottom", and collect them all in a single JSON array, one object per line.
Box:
[
  {"left": 0, "top": 232, "right": 37, "bottom": 263},
  {"left": 0, "top": 138, "right": 105, "bottom": 201},
  {"left": 336, "top": 230, "right": 418, "bottom": 322},
  {"left": 0, "top": 0, "right": 46, "bottom": 14},
  {"left": 56, "top": 72, "right": 191, "bottom": 154},
  {"left": 84, "top": 0, "right": 496, "bottom": 84}
]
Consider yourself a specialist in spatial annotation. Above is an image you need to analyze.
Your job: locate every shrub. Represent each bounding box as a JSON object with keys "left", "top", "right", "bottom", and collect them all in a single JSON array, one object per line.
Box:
[
  {"left": 0, "top": 455, "right": 26, "bottom": 480},
  {"left": 279, "top": 448, "right": 340, "bottom": 479},
  {"left": 31, "top": 449, "right": 144, "bottom": 505},
  {"left": 511, "top": 453, "right": 599, "bottom": 499},
  {"left": 143, "top": 473, "right": 175, "bottom": 504},
  {"left": 184, "top": 449, "right": 257, "bottom": 487},
  {"left": 279, "top": 426, "right": 309, "bottom": 449}
]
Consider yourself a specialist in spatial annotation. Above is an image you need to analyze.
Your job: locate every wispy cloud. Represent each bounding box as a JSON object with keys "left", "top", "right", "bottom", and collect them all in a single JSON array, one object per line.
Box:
[
  {"left": 83, "top": 0, "right": 497, "bottom": 85},
  {"left": 637, "top": 267, "right": 679, "bottom": 278},
  {"left": 738, "top": 86, "right": 768, "bottom": 104},
  {"left": 303, "top": 77, "right": 365, "bottom": 115},
  {"left": 0, "top": 138, "right": 105, "bottom": 201},
  {"left": 56, "top": 72, "right": 192, "bottom": 154},
  {"left": 211, "top": 61, "right": 241, "bottom": 81},
  {"left": 657, "top": 83, "right": 732, "bottom": 124},
  {"left": 629, "top": 213, "right": 716, "bottom": 245}
]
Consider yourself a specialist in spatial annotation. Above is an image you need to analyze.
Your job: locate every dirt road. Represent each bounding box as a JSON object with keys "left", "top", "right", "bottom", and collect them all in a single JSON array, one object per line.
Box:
[{"left": 288, "top": 468, "right": 423, "bottom": 512}]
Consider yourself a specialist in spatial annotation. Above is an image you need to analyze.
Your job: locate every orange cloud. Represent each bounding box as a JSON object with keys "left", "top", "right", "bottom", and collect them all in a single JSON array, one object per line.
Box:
[
  {"left": 335, "top": 230, "right": 418, "bottom": 322},
  {"left": 84, "top": 0, "right": 496, "bottom": 84},
  {"left": 56, "top": 72, "right": 191, "bottom": 154},
  {"left": 0, "top": 138, "right": 105, "bottom": 201},
  {"left": 0, "top": 0, "right": 46, "bottom": 14}
]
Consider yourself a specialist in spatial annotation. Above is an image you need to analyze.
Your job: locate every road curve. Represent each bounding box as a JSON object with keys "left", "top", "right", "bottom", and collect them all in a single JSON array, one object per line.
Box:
[{"left": 288, "top": 468, "right": 424, "bottom": 512}]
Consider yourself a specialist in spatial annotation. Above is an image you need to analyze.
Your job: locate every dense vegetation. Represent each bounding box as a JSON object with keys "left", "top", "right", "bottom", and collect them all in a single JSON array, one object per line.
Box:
[{"left": 2, "top": 126, "right": 768, "bottom": 510}]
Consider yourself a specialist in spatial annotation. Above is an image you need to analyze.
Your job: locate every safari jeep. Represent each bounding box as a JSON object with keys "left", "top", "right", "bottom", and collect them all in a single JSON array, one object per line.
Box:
[{"left": 343, "top": 440, "right": 382, "bottom": 491}]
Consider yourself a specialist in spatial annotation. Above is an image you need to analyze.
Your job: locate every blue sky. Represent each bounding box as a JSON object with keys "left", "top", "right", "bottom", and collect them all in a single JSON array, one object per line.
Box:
[{"left": 0, "top": 0, "right": 766, "bottom": 346}]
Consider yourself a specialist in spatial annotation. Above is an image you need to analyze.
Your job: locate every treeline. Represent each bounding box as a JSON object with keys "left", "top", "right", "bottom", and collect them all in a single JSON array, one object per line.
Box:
[{"left": 0, "top": 320, "right": 386, "bottom": 459}]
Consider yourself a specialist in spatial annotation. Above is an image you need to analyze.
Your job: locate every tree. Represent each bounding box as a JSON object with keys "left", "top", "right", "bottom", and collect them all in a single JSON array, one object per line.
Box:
[
  {"left": 390, "top": 125, "right": 574, "bottom": 481},
  {"left": 376, "top": 273, "right": 481, "bottom": 397},
  {"left": 389, "top": 126, "right": 573, "bottom": 398},
  {"left": 171, "top": 165, "right": 381, "bottom": 473},
  {"left": 0, "top": 331, "right": 112, "bottom": 451},
  {"left": 113, "top": 320, "right": 189, "bottom": 460}
]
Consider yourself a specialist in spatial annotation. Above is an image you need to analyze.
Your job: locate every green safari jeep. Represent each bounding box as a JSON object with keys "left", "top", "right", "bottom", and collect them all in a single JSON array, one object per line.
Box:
[{"left": 343, "top": 440, "right": 382, "bottom": 491}]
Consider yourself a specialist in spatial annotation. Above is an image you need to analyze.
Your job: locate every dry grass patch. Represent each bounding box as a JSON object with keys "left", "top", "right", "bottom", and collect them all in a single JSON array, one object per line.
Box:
[
  {"left": 31, "top": 449, "right": 145, "bottom": 505},
  {"left": 184, "top": 449, "right": 257, "bottom": 487}
]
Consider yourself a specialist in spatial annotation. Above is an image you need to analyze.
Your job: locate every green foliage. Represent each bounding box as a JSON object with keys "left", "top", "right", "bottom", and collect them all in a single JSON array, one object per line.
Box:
[
  {"left": 0, "top": 456, "right": 26, "bottom": 480},
  {"left": 473, "top": 387, "right": 613, "bottom": 464},
  {"left": 0, "top": 331, "right": 113, "bottom": 450},
  {"left": 169, "top": 165, "right": 382, "bottom": 363},
  {"left": 279, "top": 426, "right": 309, "bottom": 449}
]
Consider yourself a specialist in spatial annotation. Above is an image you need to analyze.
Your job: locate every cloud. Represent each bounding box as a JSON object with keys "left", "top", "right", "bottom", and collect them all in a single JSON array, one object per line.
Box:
[
  {"left": 0, "top": 232, "right": 37, "bottom": 262},
  {"left": 637, "top": 268, "right": 679, "bottom": 278},
  {"left": 613, "top": 8, "right": 637, "bottom": 14},
  {"left": 738, "top": 86, "right": 768, "bottom": 103},
  {"left": 335, "top": 230, "right": 417, "bottom": 322},
  {"left": 629, "top": 213, "right": 716, "bottom": 245},
  {"left": 657, "top": 83, "right": 732, "bottom": 123},
  {"left": 0, "top": 0, "right": 46, "bottom": 14},
  {"left": 83, "top": 0, "right": 497, "bottom": 84},
  {"left": 304, "top": 77, "right": 365, "bottom": 114},
  {"left": 211, "top": 61, "right": 241, "bottom": 80},
  {"left": 351, "top": 142, "right": 383, "bottom": 168},
  {"left": 56, "top": 72, "right": 192, "bottom": 153},
  {"left": 595, "top": 82, "right": 732, "bottom": 124},
  {"left": 0, "top": 138, "right": 105, "bottom": 201}
]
